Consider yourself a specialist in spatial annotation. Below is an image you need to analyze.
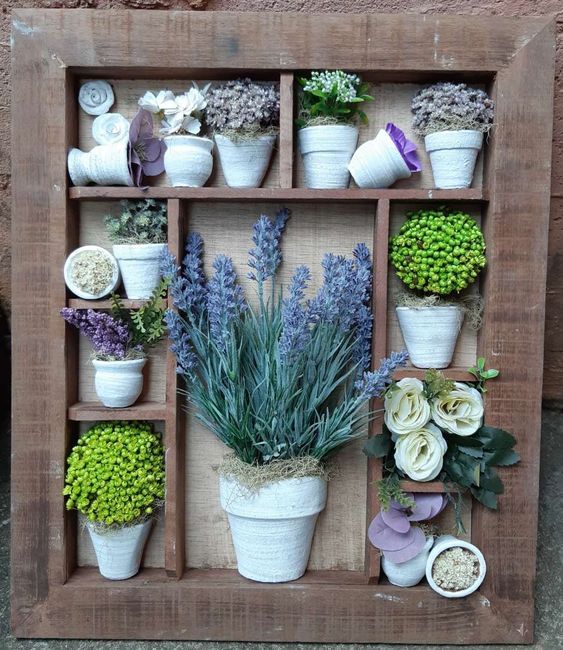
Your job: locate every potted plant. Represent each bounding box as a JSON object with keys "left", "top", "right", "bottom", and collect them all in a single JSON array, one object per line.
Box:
[
  {"left": 161, "top": 209, "right": 407, "bottom": 583},
  {"left": 411, "top": 82, "right": 494, "bottom": 189},
  {"left": 105, "top": 199, "right": 168, "bottom": 300},
  {"left": 64, "top": 245, "right": 120, "bottom": 300},
  {"left": 426, "top": 535, "right": 486, "bottom": 598},
  {"left": 296, "top": 70, "right": 373, "bottom": 189},
  {"left": 389, "top": 206, "right": 486, "bottom": 368},
  {"left": 60, "top": 280, "right": 168, "bottom": 407},
  {"left": 138, "top": 85, "right": 213, "bottom": 187},
  {"left": 205, "top": 78, "right": 280, "bottom": 188},
  {"left": 63, "top": 420, "right": 165, "bottom": 580},
  {"left": 348, "top": 123, "right": 422, "bottom": 189},
  {"left": 368, "top": 492, "right": 446, "bottom": 587}
]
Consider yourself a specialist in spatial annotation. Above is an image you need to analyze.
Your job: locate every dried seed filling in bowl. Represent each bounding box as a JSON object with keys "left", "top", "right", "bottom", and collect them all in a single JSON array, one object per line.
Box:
[
  {"left": 70, "top": 250, "right": 114, "bottom": 295},
  {"left": 432, "top": 547, "right": 480, "bottom": 591}
]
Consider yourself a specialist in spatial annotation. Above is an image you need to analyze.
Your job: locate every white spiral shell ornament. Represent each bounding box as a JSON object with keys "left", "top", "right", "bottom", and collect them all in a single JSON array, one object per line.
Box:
[
  {"left": 92, "top": 113, "right": 130, "bottom": 145},
  {"left": 78, "top": 80, "right": 115, "bottom": 115}
]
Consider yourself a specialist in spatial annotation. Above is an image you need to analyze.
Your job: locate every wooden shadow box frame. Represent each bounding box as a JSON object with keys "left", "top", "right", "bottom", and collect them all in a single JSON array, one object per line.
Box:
[{"left": 11, "top": 9, "right": 555, "bottom": 644}]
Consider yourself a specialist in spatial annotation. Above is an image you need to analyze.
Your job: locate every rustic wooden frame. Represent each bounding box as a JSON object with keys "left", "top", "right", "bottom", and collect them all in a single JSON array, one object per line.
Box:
[{"left": 11, "top": 10, "right": 555, "bottom": 643}]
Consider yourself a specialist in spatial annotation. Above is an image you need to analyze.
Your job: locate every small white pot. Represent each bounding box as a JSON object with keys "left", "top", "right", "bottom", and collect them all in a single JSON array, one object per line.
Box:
[
  {"left": 214, "top": 133, "right": 276, "bottom": 188},
  {"left": 163, "top": 135, "right": 213, "bottom": 187},
  {"left": 112, "top": 243, "right": 167, "bottom": 300},
  {"left": 382, "top": 536, "right": 434, "bottom": 587},
  {"left": 64, "top": 245, "right": 120, "bottom": 300},
  {"left": 396, "top": 305, "right": 464, "bottom": 369},
  {"left": 426, "top": 535, "right": 486, "bottom": 598},
  {"left": 219, "top": 475, "right": 327, "bottom": 583},
  {"left": 298, "top": 125, "right": 358, "bottom": 189},
  {"left": 425, "top": 130, "right": 483, "bottom": 189},
  {"left": 92, "top": 357, "right": 146, "bottom": 408},
  {"left": 87, "top": 520, "right": 152, "bottom": 580},
  {"left": 348, "top": 129, "right": 411, "bottom": 188},
  {"left": 67, "top": 141, "right": 133, "bottom": 187}
]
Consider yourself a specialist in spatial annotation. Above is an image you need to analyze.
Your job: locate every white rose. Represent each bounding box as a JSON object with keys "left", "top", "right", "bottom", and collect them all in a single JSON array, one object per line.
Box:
[
  {"left": 394, "top": 423, "right": 447, "bottom": 482},
  {"left": 384, "top": 378, "right": 431, "bottom": 435},
  {"left": 431, "top": 382, "right": 484, "bottom": 436}
]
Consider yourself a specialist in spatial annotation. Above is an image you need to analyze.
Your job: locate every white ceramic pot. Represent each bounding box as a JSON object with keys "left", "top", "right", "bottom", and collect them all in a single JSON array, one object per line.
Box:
[
  {"left": 63, "top": 245, "right": 120, "bottom": 300},
  {"left": 298, "top": 125, "right": 358, "bottom": 189},
  {"left": 219, "top": 475, "right": 327, "bottom": 583},
  {"left": 426, "top": 535, "right": 487, "bottom": 598},
  {"left": 214, "top": 133, "right": 276, "bottom": 188},
  {"left": 348, "top": 129, "right": 411, "bottom": 188},
  {"left": 382, "top": 536, "right": 434, "bottom": 587},
  {"left": 425, "top": 130, "right": 483, "bottom": 189},
  {"left": 67, "top": 141, "right": 133, "bottom": 187},
  {"left": 163, "top": 135, "right": 213, "bottom": 187},
  {"left": 87, "top": 520, "right": 152, "bottom": 580},
  {"left": 92, "top": 357, "right": 146, "bottom": 408},
  {"left": 112, "top": 243, "right": 167, "bottom": 300},
  {"left": 396, "top": 305, "right": 464, "bottom": 369}
]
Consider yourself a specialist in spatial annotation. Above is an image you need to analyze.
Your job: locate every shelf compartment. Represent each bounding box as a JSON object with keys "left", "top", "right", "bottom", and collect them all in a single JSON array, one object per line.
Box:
[{"left": 68, "top": 401, "right": 167, "bottom": 421}]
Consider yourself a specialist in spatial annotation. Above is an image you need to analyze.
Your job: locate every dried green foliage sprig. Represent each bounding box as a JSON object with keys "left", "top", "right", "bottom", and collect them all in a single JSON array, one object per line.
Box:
[
  {"left": 105, "top": 199, "right": 167, "bottom": 245},
  {"left": 468, "top": 357, "right": 499, "bottom": 393}
]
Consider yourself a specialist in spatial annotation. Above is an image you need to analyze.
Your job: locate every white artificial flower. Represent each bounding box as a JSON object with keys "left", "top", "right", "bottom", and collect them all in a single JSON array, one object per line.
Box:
[
  {"left": 138, "top": 90, "right": 176, "bottom": 114},
  {"left": 384, "top": 377, "right": 431, "bottom": 435},
  {"left": 182, "top": 116, "right": 201, "bottom": 134},
  {"left": 431, "top": 382, "right": 484, "bottom": 436},
  {"left": 394, "top": 422, "right": 447, "bottom": 482}
]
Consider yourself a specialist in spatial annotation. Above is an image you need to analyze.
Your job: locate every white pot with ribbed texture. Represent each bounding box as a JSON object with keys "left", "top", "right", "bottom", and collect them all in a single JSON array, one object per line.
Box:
[
  {"left": 220, "top": 475, "right": 327, "bottom": 583},
  {"left": 426, "top": 535, "right": 487, "bottom": 598},
  {"left": 87, "top": 520, "right": 152, "bottom": 580},
  {"left": 163, "top": 135, "right": 213, "bottom": 187},
  {"left": 298, "top": 125, "right": 358, "bottom": 189},
  {"left": 112, "top": 243, "right": 167, "bottom": 300},
  {"left": 215, "top": 133, "right": 276, "bottom": 188},
  {"left": 92, "top": 357, "right": 146, "bottom": 408},
  {"left": 382, "top": 536, "right": 434, "bottom": 587},
  {"left": 67, "top": 141, "right": 133, "bottom": 187},
  {"left": 348, "top": 129, "right": 412, "bottom": 189},
  {"left": 396, "top": 305, "right": 464, "bottom": 369},
  {"left": 425, "top": 130, "right": 483, "bottom": 189}
]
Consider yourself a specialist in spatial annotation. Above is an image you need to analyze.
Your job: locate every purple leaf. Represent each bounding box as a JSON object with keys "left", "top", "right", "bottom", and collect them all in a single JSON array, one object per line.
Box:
[
  {"left": 368, "top": 513, "right": 416, "bottom": 551},
  {"left": 382, "top": 527, "right": 426, "bottom": 563},
  {"left": 381, "top": 507, "right": 410, "bottom": 533},
  {"left": 407, "top": 493, "right": 447, "bottom": 521}
]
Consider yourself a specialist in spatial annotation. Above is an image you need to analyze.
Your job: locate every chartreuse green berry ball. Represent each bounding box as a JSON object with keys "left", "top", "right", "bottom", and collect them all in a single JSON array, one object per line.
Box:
[
  {"left": 63, "top": 421, "right": 165, "bottom": 526},
  {"left": 389, "top": 207, "right": 486, "bottom": 295}
]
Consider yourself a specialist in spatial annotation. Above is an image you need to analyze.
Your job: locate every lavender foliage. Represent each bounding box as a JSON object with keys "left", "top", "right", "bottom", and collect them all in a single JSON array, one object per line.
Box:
[
  {"left": 355, "top": 350, "right": 409, "bottom": 400},
  {"left": 207, "top": 255, "right": 245, "bottom": 352},
  {"left": 60, "top": 308, "right": 130, "bottom": 360},
  {"left": 279, "top": 265, "right": 312, "bottom": 362},
  {"left": 163, "top": 309, "right": 197, "bottom": 378}
]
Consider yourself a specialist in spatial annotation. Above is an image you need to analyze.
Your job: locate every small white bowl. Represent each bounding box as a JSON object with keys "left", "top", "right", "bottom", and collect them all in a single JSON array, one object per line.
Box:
[
  {"left": 426, "top": 535, "right": 487, "bottom": 598},
  {"left": 64, "top": 245, "right": 120, "bottom": 300}
]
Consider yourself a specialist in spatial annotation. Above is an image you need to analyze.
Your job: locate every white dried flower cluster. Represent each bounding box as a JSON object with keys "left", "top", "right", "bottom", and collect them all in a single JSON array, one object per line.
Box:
[
  {"left": 205, "top": 78, "right": 280, "bottom": 133},
  {"left": 432, "top": 547, "right": 480, "bottom": 591},
  {"left": 303, "top": 70, "right": 361, "bottom": 103},
  {"left": 412, "top": 82, "right": 494, "bottom": 136},
  {"left": 138, "top": 84, "right": 210, "bottom": 136},
  {"left": 70, "top": 250, "right": 114, "bottom": 295}
]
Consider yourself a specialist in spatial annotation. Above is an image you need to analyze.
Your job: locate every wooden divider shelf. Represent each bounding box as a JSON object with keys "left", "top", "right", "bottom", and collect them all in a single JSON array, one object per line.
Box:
[
  {"left": 68, "top": 401, "right": 168, "bottom": 421},
  {"left": 67, "top": 298, "right": 147, "bottom": 309}
]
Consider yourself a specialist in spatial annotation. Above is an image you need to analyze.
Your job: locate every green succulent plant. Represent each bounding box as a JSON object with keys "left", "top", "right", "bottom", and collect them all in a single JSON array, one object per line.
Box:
[
  {"left": 63, "top": 421, "right": 165, "bottom": 527},
  {"left": 389, "top": 207, "right": 486, "bottom": 295},
  {"left": 105, "top": 199, "right": 167, "bottom": 245}
]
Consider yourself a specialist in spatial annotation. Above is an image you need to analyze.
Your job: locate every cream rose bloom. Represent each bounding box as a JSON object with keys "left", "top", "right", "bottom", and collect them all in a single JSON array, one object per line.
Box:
[
  {"left": 394, "top": 422, "right": 447, "bottom": 482},
  {"left": 431, "top": 382, "right": 484, "bottom": 436},
  {"left": 384, "top": 377, "right": 431, "bottom": 435}
]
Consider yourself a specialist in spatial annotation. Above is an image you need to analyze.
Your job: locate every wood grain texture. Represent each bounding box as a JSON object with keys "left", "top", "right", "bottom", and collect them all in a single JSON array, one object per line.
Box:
[
  {"left": 68, "top": 401, "right": 167, "bottom": 421},
  {"left": 279, "top": 72, "right": 294, "bottom": 188}
]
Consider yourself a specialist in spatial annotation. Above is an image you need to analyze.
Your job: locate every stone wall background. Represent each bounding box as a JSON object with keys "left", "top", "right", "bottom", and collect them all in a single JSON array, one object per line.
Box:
[{"left": 1, "top": 0, "right": 562, "bottom": 400}]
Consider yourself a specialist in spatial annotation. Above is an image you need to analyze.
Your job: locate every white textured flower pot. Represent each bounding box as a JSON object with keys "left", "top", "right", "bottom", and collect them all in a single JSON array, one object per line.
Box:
[
  {"left": 382, "top": 536, "right": 434, "bottom": 588},
  {"left": 112, "top": 243, "right": 167, "bottom": 300},
  {"left": 425, "top": 130, "right": 483, "bottom": 189},
  {"left": 396, "top": 305, "right": 464, "bottom": 369},
  {"left": 87, "top": 520, "right": 152, "bottom": 580},
  {"left": 426, "top": 535, "right": 487, "bottom": 598},
  {"left": 67, "top": 141, "right": 133, "bottom": 187},
  {"left": 298, "top": 125, "right": 358, "bottom": 189},
  {"left": 215, "top": 133, "right": 276, "bottom": 188},
  {"left": 219, "top": 475, "right": 327, "bottom": 583},
  {"left": 163, "top": 135, "right": 213, "bottom": 187},
  {"left": 63, "top": 245, "right": 120, "bottom": 300},
  {"left": 92, "top": 357, "right": 146, "bottom": 408},
  {"left": 348, "top": 129, "right": 411, "bottom": 189}
]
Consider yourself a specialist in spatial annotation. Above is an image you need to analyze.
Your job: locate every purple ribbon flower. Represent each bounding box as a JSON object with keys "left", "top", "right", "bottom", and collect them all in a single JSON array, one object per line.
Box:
[
  {"left": 385, "top": 122, "right": 422, "bottom": 172},
  {"left": 368, "top": 493, "right": 447, "bottom": 563},
  {"left": 128, "top": 109, "right": 167, "bottom": 187}
]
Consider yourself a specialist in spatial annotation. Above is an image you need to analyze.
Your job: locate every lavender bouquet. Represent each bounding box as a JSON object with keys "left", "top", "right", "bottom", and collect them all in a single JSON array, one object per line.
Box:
[{"left": 161, "top": 208, "right": 407, "bottom": 469}]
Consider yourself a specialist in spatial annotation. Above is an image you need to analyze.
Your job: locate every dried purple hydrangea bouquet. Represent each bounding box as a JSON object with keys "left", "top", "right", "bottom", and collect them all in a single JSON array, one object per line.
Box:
[
  {"left": 161, "top": 207, "right": 407, "bottom": 582},
  {"left": 205, "top": 78, "right": 280, "bottom": 188},
  {"left": 411, "top": 82, "right": 494, "bottom": 189}
]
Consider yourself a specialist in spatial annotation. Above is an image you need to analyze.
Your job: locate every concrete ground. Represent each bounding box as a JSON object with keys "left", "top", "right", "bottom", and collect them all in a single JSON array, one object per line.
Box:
[{"left": 1, "top": 409, "right": 561, "bottom": 650}]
